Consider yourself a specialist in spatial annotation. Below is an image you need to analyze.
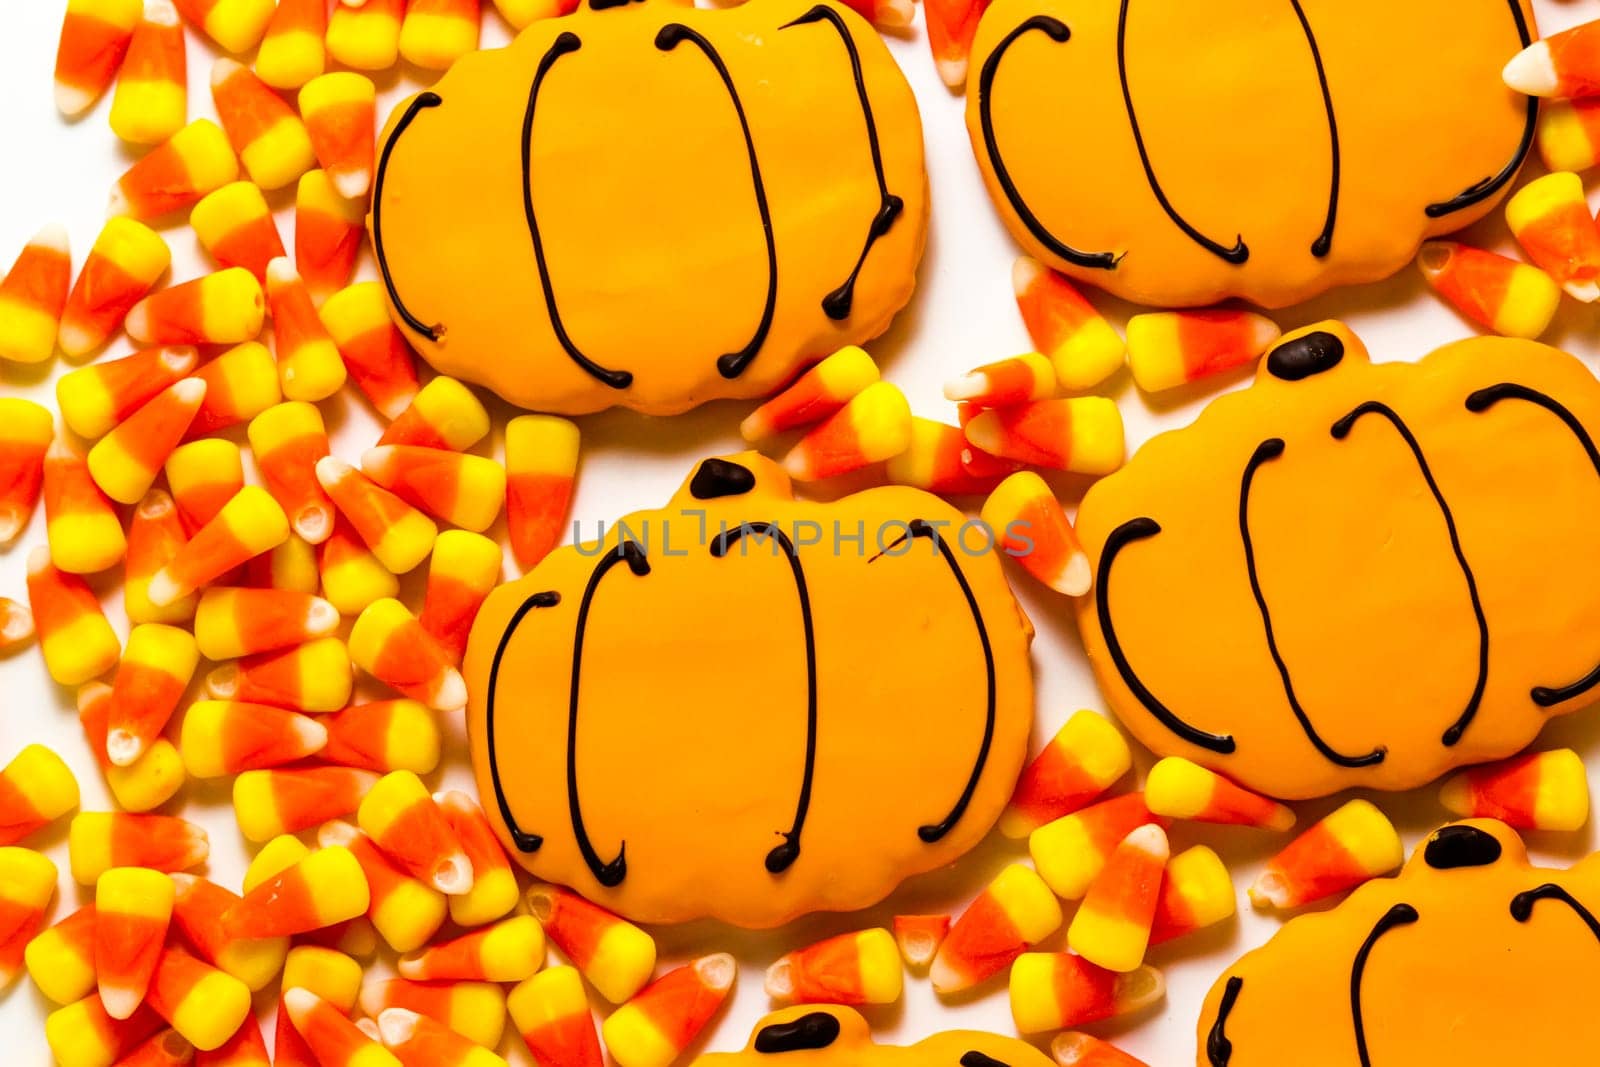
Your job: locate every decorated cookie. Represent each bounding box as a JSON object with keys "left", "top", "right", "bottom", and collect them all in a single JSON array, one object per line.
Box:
[
  {"left": 1199, "top": 821, "right": 1600, "bottom": 1065},
  {"left": 463, "top": 454, "right": 1034, "bottom": 927},
  {"left": 1075, "top": 322, "right": 1600, "bottom": 800},
  {"left": 372, "top": 0, "right": 927, "bottom": 416},
  {"left": 703, "top": 1006, "right": 1056, "bottom": 1067},
  {"left": 966, "top": 0, "right": 1536, "bottom": 308}
]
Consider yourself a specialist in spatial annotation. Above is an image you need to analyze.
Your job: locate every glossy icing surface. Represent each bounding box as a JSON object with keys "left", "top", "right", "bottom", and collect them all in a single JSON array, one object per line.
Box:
[
  {"left": 463, "top": 454, "right": 1034, "bottom": 927},
  {"left": 1075, "top": 322, "right": 1600, "bottom": 799},
  {"left": 372, "top": 0, "right": 928, "bottom": 415},
  {"left": 965, "top": 0, "right": 1537, "bottom": 308},
  {"left": 1198, "top": 821, "right": 1600, "bottom": 1065},
  {"left": 705, "top": 1007, "right": 1057, "bottom": 1067}
]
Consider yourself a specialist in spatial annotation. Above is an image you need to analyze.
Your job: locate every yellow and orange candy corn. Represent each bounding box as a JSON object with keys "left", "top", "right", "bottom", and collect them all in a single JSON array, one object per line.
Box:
[
  {"left": 357, "top": 770, "right": 473, "bottom": 895},
  {"left": 362, "top": 446, "right": 505, "bottom": 533},
  {"left": 0, "top": 598, "right": 33, "bottom": 655},
  {"left": 886, "top": 417, "right": 1005, "bottom": 496},
  {"left": 233, "top": 765, "right": 378, "bottom": 841},
  {"left": 267, "top": 257, "right": 347, "bottom": 401},
  {"left": 400, "top": 0, "right": 481, "bottom": 71},
  {"left": 360, "top": 978, "right": 507, "bottom": 1050},
  {"left": 68, "top": 813, "right": 208, "bottom": 885},
  {"left": 27, "top": 547, "right": 121, "bottom": 684},
  {"left": 225, "top": 845, "right": 370, "bottom": 939},
  {"left": 59, "top": 219, "right": 171, "bottom": 357},
  {"left": 171, "top": 0, "right": 274, "bottom": 51},
  {"left": 195, "top": 586, "right": 339, "bottom": 659},
  {"left": 0, "top": 848, "right": 58, "bottom": 990},
  {"left": 26, "top": 904, "right": 98, "bottom": 1005},
  {"left": 318, "top": 282, "right": 419, "bottom": 417},
  {"left": 982, "top": 471, "right": 1090, "bottom": 596},
  {"left": 77, "top": 683, "right": 186, "bottom": 814},
  {"left": 55, "top": 0, "right": 142, "bottom": 116},
  {"left": 109, "top": 0, "right": 186, "bottom": 146},
  {"left": 604, "top": 954, "right": 735, "bottom": 1067},
  {"left": 317, "top": 820, "right": 448, "bottom": 954},
  {"left": 379, "top": 1007, "right": 509, "bottom": 1067},
  {"left": 244, "top": 533, "right": 319, "bottom": 594},
  {"left": 891, "top": 914, "right": 949, "bottom": 970},
  {"left": 127, "top": 268, "right": 264, "bottom": 346},
  {"left": 381, "top": 377, "right": 491, "bottom": 451},
  {"left": 207, "top": 635, "right": 352, "bottom": 711},
  {"left": 45, "top": 438, "right": 128, "bottom": 574},
  {"left": 190, "top": 182, "right": 285, "bottom": 284},
  {"left": 0, "top": 224, "right": 71, "bottom": 365},
  {"left": 945, "top": 353, "right": 1056, "bottom": 408},
  {"left": 965, "top": 398, "right": 1124, "bottom": 475},
  {"left": 145, "top": 945, "right": 252, "bottom": 1052},
  {"left": 1009, "top": 952, "right": 1164, "bottom": 1034},
  {"left": 1030, "top": 792, "right": 1165, "bottom": 901},
  {"left": 1538, "top": 99, "right": 1600, "bottom": 174},
  {"left": 326, "top": 0, "right": 405, "bottom": 71},
  {"left": 782, "top": 380, "right": 911, "bottom": 481},
  {"left": 509, "top": 966, "right": 602, "bottom": 1067},
  {"left": 299, "top": 74, "right": 376, "bottom": 200},
  {"left": 211, "top": 59, "right": 315, "bottom": 191},
  {"left": 930, "top": 864, "right": 1062, "bottom": 994},
  {"left": 0, "top": 744, "right": 79, "bottom": 846},
  {"left": 1439, "top": 748, "right": 1590, "bottom": 832},
  {"left": 282, "top": 944, "right": 364, "bottom": 1020},
  {"left": 322, "top": 700, "right": 439, "bottom": 775},
  {"left": 1418, "top": 240, "right": 1562, "bottom": 340},
  {"left": 179, "top": 699, "right": 327, "bottom": 777},
  {"left": 110, "top": 120, "right": 239, "bottom": 221},
  {"left": 765, "top": 928, "right": 900, "bottom": 1006},
  {"left": 1145, "top": 757, "right": 1295, "bottom": 831},
  {"left": 317, "top": 457, "right": 437, "bottom": 574},
  {"left": 1506, "top": 171, "right": 1600, "bottom": 302},
  {"left": 740, "top": 346, "right": 878, "bottom": 443},
  {"left": 248, "top": 402, "right": 333, "bottom": 543},
  {"left": 1067, "top": 824, "right": 1168, "bottom": 973},
  {"left": 105, "top": 622, "right": 198, "bottom": 766},
  {"left": 95, "top": 867, "right": 173, "bottom": 1020},
  {"left": 46, "top": 995, "right": 165, "bottom": 1067},
  {"left": 285, "top": 987, "right": 401, "bottom": 1067},
  {"left": 199, "top": 1016, "right": 270, "bottom": 1065},
  {"left": 1504, "top": 20, "right": 1600, "bottom": 98},
  {"left": 165, "top": 439, "right": 244, "bottom": 532},
  {"left": 1001, "top": 711, "right": 1130, "bottom": 839},
  {"left": 256, "top": 0, "right": 326, "bottom": 90},
  {"left": 88, "top": 378, "right": 206, "bottom": 504},
  {"left": 148, "top": 485, "right": 289, "bottom": 607},
  {"left": 58, "top": 345, "right": 196, "bottom": 440},
  {"left": 169, "top": 874, "right": 287, "bottom": 992},
  {"left": 438, "top": 791, "right": 517, "bottom": 928},
  {"left": 923, "top": 0, "right": 984, "bottom": 89},
  {"left": 348, "top": 600, "right": 462, "bottom": 712},
  {"left": 1249, "top": 799, "right": 1403, "bottom": 911},
  {"left": 295, "top": 171, "right": 366, "bottom": 303},
  {"left": 1148, "top": 845, "right": 1235, "bottom": 948},
  {"left": 419, "top": 531, "right": 501, "bottom": 665},
  {"left": 188, "top": 341, "right": 279, "bottom": 436},
  {"left": 528, "top": 884, "right": 656, "bottom": 1004},
  {"left": 0, "top": 400, "right": 53, "bottom": 545},
  {"left": 1126, "top": 309, "right": 1280, "bottom": 394},
  {"left": 505, "top": 414, "right": 578, "bottom": 570},
  {"left": 492, "top": 0, "right": 580, "bottom": 30},
  {"left": 399, "top": 915, "right": 544, "bottom": 984},
  {"left": 119, "top": 1028, "right": 194, "bottom": 1066},
  {"left": 125, "top": 490, "right": 195, "bottom": 625},
  {"left": 1052, "top": 1034, "right": 1149, "bottom": 1067},
  {"left": 1013, "top": 256, "right": 1124, "bottom": 391}
]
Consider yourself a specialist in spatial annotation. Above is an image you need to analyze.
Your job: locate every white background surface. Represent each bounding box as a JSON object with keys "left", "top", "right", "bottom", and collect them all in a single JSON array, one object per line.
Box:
[{"left": 2, "top": 1, "right": 1600, "bottom": 1064}]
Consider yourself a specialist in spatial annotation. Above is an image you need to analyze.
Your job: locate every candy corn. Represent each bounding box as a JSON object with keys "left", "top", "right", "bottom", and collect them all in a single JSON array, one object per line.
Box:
[
  {"left": 503, "top": 414, "right": 578, "bottom": 569},
  {"left": 1001, "top": 712, "right": 1130, "bottom": 839},
  {"left": 211, "top": 59, "right": 315, "bottom": 191},
  {"left": 44, "top": 438, "right": 126, "bottom": 574},
  {"left": 380, "top": 376, "right": 490, "bottom": 451},
  {"left": 321, "top": 700, "right": 439, "bottom": 776},
  {"left": 146, "top": 945, "right": 252, "bottom": 1052},
  {"left": 95, "top": 868, "right": 173, "bottom": 1019},
  {"left": 317, "top": 820, "right": 448, "bottom": 954},
  {"left": 492, "top": 0, "right": 579, "bottom": 29},
  {"left": 317, "top": 458, "right": 437, "bottom": 574},
  {"left": 195, "top": 587, "right": 340, "bottom": 660},
  {"left": 765, "top": 928, "right": 900, "bottom": 1005},
  {"left": 295, "top": 171, "right": 366, "bottom": 303},
  {"left": 1417, "top": 241, "right": 1561, "bottom": 340},
  {"left": 509, "top": 966, "right": 602, "bottom": 1067},
  {"left": 179, "top": 699, "right": 327, "bottom": 777},
  {"left": 206, "top": 636, "right": 352, "bottom": 711},
  {"left": 0, "top": 399, "right": 52, "bottom": 544},
  {"left": 891, "top": 914, "right": 949, "bottom": 970},
  {"left": 59, "top": 219, "right": 171, "bottom": 357},
  {"left": 256, "top": 0, "right": 326, "bottom": 90},
  {"left": 123, "top": 493, "right": 188, "bottom": 625},
  {"left": 104, "top": 623, "right": 198, "bottom": 766},
  {"left": 527, "top": 884, "right": 656, "bottom": 1004},
  {"left": 298, "top": 74, "right": 376, "bottom": 200},
  {"left": 169, "top": 874, "right": 287, "bottom": 992},
  {"left": 190, "top": 182, "right": 285, "bottom": 284},
  {"left": 69, "top": 813, "right": 208, "bottom": 884},
  {"left": 110, "top": 120, "right": 239, "bottom": 220},
  {"left": 244, "top": 533, "right": 319, "bottom": 593},
  {"left": 1506, "top": 171, "right": 1600, "bottom": 302},
  {"left": 267, "top": 257, "right": 348, "bottom": 400},
  {"left": 965, "top": 398, "right": 1124, "bottom": 475},
  {"left": 603, "top": 954, "right": 735, "bottom": 1067},
  {"left": 119, "top": 1028, "right": 193, "bottom": 1066},
  {"left": 58, "top": 346, "right": 195, "bottom": 440},
  {"left": 0, "top": 847, "right": 57, "bottom": 989},
  {"left": 55, "top": 0, "right": 142, "bottom": 115},
  {"left": 0, "top": 744, "right": 79, "bottom": 846},
  {"left": 148, "top": 486, "right": 289, "bottom": 607},
  {"left": 349, "top": 599, "right": 465, "bottom": 711},
  {"left": 224, "top": 845, "right": 370, "bottom": 938},
  {"left": 315, "top": 285, "right": 417, "bottom": 419},
  {"left": 740, "top": 346, "right": 878, "bottom": 442},
  {"left": 233, "top": 765, "right": 378, "bottom": 841},
  {"left": 1504, "top": 20, "right": 1600, "bottom": 98},
  {"left": 88, "top": 378, "right": 206, "bottom": 504},
  {"left": 283, "top": 944, "right": 364, "bottom": 1013},
  {"left": 930, "top": 864, "right": 1062, "bottom": 994},
  {"left": 284, "top": 987, "right": 401, "bottom": 1067},
  {"left": 326, "top": 0, "right": 405, "bottom": 70},
  {"left": 923, "top": 0, "right": 984, "bottom": 88},
  {"left": 399, "top": 915, "right": 544, "bottom": 983},
  {"left": 982, "top": 471, "right": 1090, "bottom": 596},
  {"left": 1250, "top": 799, "right": 1403, "bottom": 911},
  {"left": 1067, "top": 824, "right": 1168, "bottom": 973},
  {"left": 1031, "top": 792, "right": 1165, "bottom": 901},
  {"left": 171, "top": 0, "right": 274, "bottom": 51},
  {"left": 0, "top": 224, "right": 71, "bottom": 365},
  {"left": 400, "top": 0, "right": 481, "bottom": 70},
  {"left": 1012, "top": 257, "right": 1124, "bottom": 391},
  {"left": 379, "top": 1007, "right": 509, "bottom": 1067},
  {"left": 782, "top": 381, "right": 911, "bottom": 481},
  {"left": 26, "top": 904, "right": 98, "bottom": 1005},
  {"left": 188, "top": 341, "right": 280, "bottom": 435},
  {"left": 1439, "top": 748, "right": 1589, "bottom": 831},
  {"left": 362, "top": 446, "right": 505, "bottom": 533},
  {"left": 165, "top": 440, "right": 243, "bottom": 533},
  {"left": 0, "top": 598, "right": 33, "bottom": 655},
  {"left": 127, "top": 269, "right": 265, "bottom": 346},
  {"left": 1125, "top": 309, "right": 1280, "bottom": 393},
  {"left": 78, "top": 683, "right": 187, "bottom": 813},
  {"left": 945, "top": 353, "right": 1056, "bottom": 407},
  {"left": 198, "top": 1017, "right": 269, "bottom": 1065},
  {"left": 1052, "top": 1034, "right": 1149, "bottom": 1067},
  {"left": 27, "top": 547, "right": 120, "bottom": 684},
  {"left": 1145, "top": 757, "right": 1295, "bottom": 831},
  {"left": 360, "top": 979, "right": 507, "bottom": 1050},
  {"left": 46, "top": 995, "right": 165, "bottom": 1067},
  {"left": 1149, "top": 845, "right": 1235, "bottom": 948},
  {"left": 418, "top": 531, "right": 501, "bottom": 665},
  {"left": 886, "top": 418, "right": 1006, "bottom": 496},
  {"left": 109, "top": 0, "right": 186, "bottom": 145},
  {"left": 1009, "top": 953, "right": 1164, "bottom": 1034},
  {"left": 438, "top": 791, "right": 517, "bottom": 928},
  {"left": 1538, "top": 99, "right": 1600, "bottom": 173},
  {"left": 357, "top": 770, "right": 472, "bottom": 895}
]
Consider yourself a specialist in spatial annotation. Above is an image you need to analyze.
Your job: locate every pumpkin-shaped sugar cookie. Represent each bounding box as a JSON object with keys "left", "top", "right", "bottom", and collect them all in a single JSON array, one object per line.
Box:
[
  {"left": 1076, "top": 322, "right": 1600, "bottom": 800},
  {"left": 967, "top": 0, "right": 1536, "bottom": 308},
  {"left": 372, "top": 0, "right": 927, "bottom": 416},
  {"left": 464, "top": 454, "right": 1034, "bottom": 927}
]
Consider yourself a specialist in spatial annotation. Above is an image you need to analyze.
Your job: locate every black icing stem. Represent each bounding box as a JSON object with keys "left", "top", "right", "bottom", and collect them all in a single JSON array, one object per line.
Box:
[
  {"left": 484, "top": 589, "right": 562, "bottom": 853},
  {"left": 372, "top": 92, "right": 445, "bottom": 342},
  {"left": 1350, "top": 904, "right": 1421, "bottom": 1067}
]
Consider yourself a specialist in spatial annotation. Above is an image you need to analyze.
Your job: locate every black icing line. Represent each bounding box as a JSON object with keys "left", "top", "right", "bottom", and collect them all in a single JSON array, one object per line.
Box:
[
  {"left": 1511, "top": 884, "right": 1600, "bottom": 942},
  {"left": 1332, "top": 401, "right": 1489, "bottom": 747},
  {"left": 1240, "top": 438, "right": 1386, "bottom": 768},
  {"left": 780, "top": 6, "right": 903, "bottom": 322},
  {"left": 1287, "top": 0, "right": 1340, "bottom": 258},
  {"left": 485, "top": 589, "right": 562, "bottom": 853},
  {"left": 1351, "top": 904, "right": 1421, "bottom": 1067},
  {"left": 1467, "top": 383, "right": 1600, "bottom": 708},
  {"left": 1206, "top": 975, "right": 1243, "bottom": 1067},
  {"left": 754, "top": 1013, "right": 841, "bottom": 1054},
  {"left": 976, "top": 17, "right": 1122, "bottom": 271},
  {"left": 959, "top": 1054, "right": 1008, "bottom": 1067},
  {"left": 372, "top": 92, "right": 445, "bottom": 342}
]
